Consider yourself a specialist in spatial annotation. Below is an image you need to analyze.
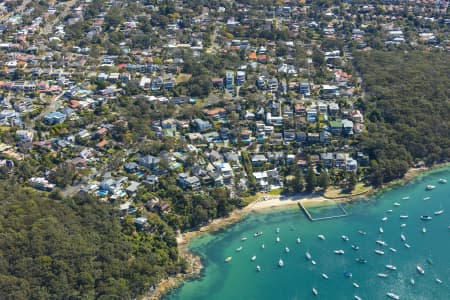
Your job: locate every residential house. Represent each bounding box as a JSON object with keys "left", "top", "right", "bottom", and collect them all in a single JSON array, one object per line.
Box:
[
  {"left": 137, "top": 154, "right": 161, "bottom": 169},
  {"left": 44, "top": 111, "right": 66, "bottom": 125},
  {"left": 177, "top": 173, "right": 201, "bottom": 190},
  {"left": 251, "top": 154, "right": 268, "bottom": 166}
]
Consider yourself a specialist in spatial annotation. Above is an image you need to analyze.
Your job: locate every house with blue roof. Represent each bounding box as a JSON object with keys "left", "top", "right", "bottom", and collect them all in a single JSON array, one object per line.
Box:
[{"left": 44, "top": 111, "right": 66, "bottom": 125}]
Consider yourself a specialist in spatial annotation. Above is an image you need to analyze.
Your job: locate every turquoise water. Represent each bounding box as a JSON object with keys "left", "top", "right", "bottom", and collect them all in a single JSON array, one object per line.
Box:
[{"left": 167, "top": 168, "right": 450, "bottom": 300}]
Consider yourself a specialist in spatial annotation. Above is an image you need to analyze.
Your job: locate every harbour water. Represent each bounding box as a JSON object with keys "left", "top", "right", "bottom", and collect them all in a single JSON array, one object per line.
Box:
[{"left": 167, "top": 168, "right": 450, "bottom": 300}]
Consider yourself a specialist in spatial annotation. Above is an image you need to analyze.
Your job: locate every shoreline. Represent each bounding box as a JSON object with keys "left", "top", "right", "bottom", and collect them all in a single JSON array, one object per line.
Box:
[{"left": 147, "top": 162, "right": 449, "bottom": 299}]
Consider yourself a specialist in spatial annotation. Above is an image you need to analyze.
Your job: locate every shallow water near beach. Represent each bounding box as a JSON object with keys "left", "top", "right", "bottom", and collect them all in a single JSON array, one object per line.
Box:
[{"left": 166, "top": 167, "right": 450, "bottom": 300}]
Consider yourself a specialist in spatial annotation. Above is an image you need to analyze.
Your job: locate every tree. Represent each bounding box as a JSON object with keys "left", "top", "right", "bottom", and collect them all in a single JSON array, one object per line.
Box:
[
  {"left": 292, "top": 167, "right": 304, "bottom": 193},
  {"left": 318, "top": 170, "right": 330, "bottom": 191},
  {"left": 305, "top": 165, "right": 317, "bottom": 192}
]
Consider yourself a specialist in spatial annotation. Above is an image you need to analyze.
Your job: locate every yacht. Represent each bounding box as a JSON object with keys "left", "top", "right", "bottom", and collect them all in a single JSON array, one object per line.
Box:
[
  {"left": 353, "top": 282, "right": 360, "bottom": 288},
  {"left": 379, "top": 227, "right": 384, "bottom": 233},
  {"left": 306, "top": 251, "right": 312, "bottom": 260},
  {"left": 438, "top": 178, "right": 447, "bottom": 184},
  {"left": 410, "top": 278, "right": 415, "bottom": 285},
  {"left": 297, "top": 237, "right": 301, "bottom": 243},
  {"left": 422, "top": 227, "right": 427, "bottom": 233},
  {"left": 426, "top": 185, "right": 435, "bottom": 190},
  {"left": 354, "top": 295, "right": 362, "bottom": 300},
  {"left": 394, "top": 202, "right": 401, "bottom": 206},
  {"left": 342, "top": 235, "right": 350, "bottom": 241},
  {"left": 436, "top": 278, "right": 443, "bottom": 284},
  {"left": 251, "top": 255, "right": 256, "bottom": 261},
  {"left": 386, "top": 264, "right": 397, "bottom": 270},
  {"left": 358, "top": 230, "right": 367, "bottom": 235},
  {"left": 423, "top": 197, "right": 430, "bottom": 201},
  {"left": 236, "top": 246, "right": 243, "bottom": 252},
  {"left": 276, "top": 236, "right": 280, "bottom": 243},
  {"left": 421, "top": 215, "right": 432, "bottom": 221},
  {"left": 351, "top": 245, "right": 360, "bottom": 251},
  {"left": 377, "top": 273, "right": 388, "bottom": 278},
  {"left": 400, "top": 223, "right": 407, "bottom": 228},
  {"left": 241, "top": 237, "right": 248, "bottom": 241},
  {"left": 416, "top": 265, "right": 425, "bottom": 275},
  {"left": 375, "top": 249, "right": 385, "bottom": 255},
  {"left": 399, "top": 215, "right": 409, "bottom": 219},
  {"left": 404, "top": 243, "right": 411, "bottom": 248},
  {"left": 318, "top": 234, "right": 326, "bottom": 240},
  {"left": 382, "top": 216, "right": 388, "bottom": 221},
  {"left": 376, "top": 240, "right": 388, "bottom": 246},
  {"left": 278, "top": 258, "right": 284, "bottom": 267},
  {"left": 387, "top": 292, "right": 400, "bottom": 300},
  {"left": 434, "top": 209, "right": 444, "bottom": 215},
  {"left": 386, "top": 209, "right": 393, "bottom": 213},
  {"left": 355, "top": 258, "right": 368, "bottom": 264},
  {"left": 311, "top": 260, "right": 317, "bottom": 265},
  {"left": 334, "top": 249, "right": 345, "bottom": 255},
  {"left": 322, "top": 273, "right": 329, "bottom": 279},
  {"left": 254, "top": 231, "right": 263, "bottom": 237},
  {"left": 285, "top": 246, "right": 290, "bottom": 253},
  {"left": 400, "top": 233, "right": 406, "bottom": 241},
  {"left": 256, "top": 265, "right": 261, "bottom": 272},
  {"left": 389, "top": 247, "right": 397, "bottom": 253},
  {"left": 312, "top": 287, "right": 318, "bottom": 296}
]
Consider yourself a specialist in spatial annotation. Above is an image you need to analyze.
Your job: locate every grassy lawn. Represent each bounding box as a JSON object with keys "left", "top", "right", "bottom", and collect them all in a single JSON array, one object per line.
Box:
[
  {"left": 268, "top": 188, "right": 282, "bottom": 196},
  {"left": 176, "top": 73, "right": 192, "bottom": 84},
  {"left": 242, "top": 193, "right": 263, "bottom": 205},
  {"left": 324, "top": 183, "right": 372, "bottom": 198}
]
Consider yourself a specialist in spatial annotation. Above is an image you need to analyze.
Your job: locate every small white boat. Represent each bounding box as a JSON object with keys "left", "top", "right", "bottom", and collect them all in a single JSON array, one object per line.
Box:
[
  {"left": 236, "top": 246, "right": 243, "bottom": 252},
  {"left": 436, "top": 278, "right": 443, "bottom": 284},
  {"left": 387, "top": 292, "right": 400, "bottom": 299},
  {"left": 421, "top": 215, "right": 432, "bottom": 221},
  {"left": 386, "top": 264, "right": 397, "bottom": 270},
  {"left": 354, "top": 295, "right": 362, "bottom": 300},
  {"left": 422, "top": 227, "right": 427, "bottom": 233},
  {"left": 342, "top": 235, "right": 349, "bottom": 241},
  {"left": 322, "top": 273, "right": 329, "bottom": 279},
  {"left": 241, "top": 237, "right": 248, "bottom": 241},
  {"left": 278, "top": 258, "right": 284, "bottom": 267},
  {"left": 389, "top": 247, "right": 397, "bottom": 253},
  {"left": 434, "top": 209, "right": 444, "bottom": 215},
  {"left": 256, "top": 265, "right": 261, "bottom": 272},
  {"left": 416, "top": 265, "right": 425, "bottom": 275},
  {"left": 312, "top": 287, "right": 318, "bottom": 296},
  {"left": 426, "top": 185, "right": 436, "bottom": 190},
  {"left": 297, "top": 237, "right": 301, "bottom": 243},
  {"left": 402, "top": 196, "right": 410, "bottom": 200},
  {"left": 254, "top": 231, "right": 263, "bottom": 237},
  {"left": 251, "top": 255, "right": 256, "bottom": 261},
  {"left": 351, "top": 245, "right": 360, "bottom": 250},
  {"left": 318, "top": 234, "right": 326, "bottom": 240},
  {"left": 311, "top": 260, "right": 317, "bottom": 265},
  {"left": 375, "top": 249, "right": 385, "bottom": 255},
  {"left": 334, "top": 249, "right": 345, "bottom": 255},
  {"left": 353, "top": 282, "right": 360, "bottom": 288},
  {"left": 400, "top": 233, "right": 406, "bottom": 241},
  {"left": 376, "top": 240, "right": 388, "bottom": 247},
  {"left": 438, "top": 178, "right": 447, "bottom": 184},
  {"left": 394, "top": 202, "right": 401, "bottom": 206},
  {"left": 285, "top": 246, "right": 290, "bottom": 253},
  {"left": 399, "top": 215, "right": 409, "bottom": 219},
  {"left": 305, "top": 251, "right": 312, "bottom": 260},
  {"left": 382, "top": 216, "right": 388, "bottom": 221},
  {"left": 423, "top": 197, "right": 430, "bottom": 201},
  {"left": 410, "top": 278, "right": 415, "bottom": 285},
  {"left": 400, "top": 223, "right": 407, "bottom": 228},
  {"left": 276, "top": 236, "right": 280, "bottom": 243},
  {"left": 379, "top": 227, "right": 384, "bottom": 233},
  {"left": 386, "top": 209, "right": 393, "bottom": 213},
  {"left": 261, "top": 244, "right": 265, "bottom": 249},
  {"left": 377, "top": 273, "right": 388, "bottom": 278},
  {"left": 276, "top": 227, "right": 280, "bottom": 233},
  {"left": 404, "top": 243, "right": 411, "bottom": 248},
  {"left": 358, "top": 230, "right": 367, "bottom": 235}
]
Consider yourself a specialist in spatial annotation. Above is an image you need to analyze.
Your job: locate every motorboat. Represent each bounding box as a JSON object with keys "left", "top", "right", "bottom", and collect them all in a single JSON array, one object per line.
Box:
[
  {"left": 322, "top": 273, "right": 329, "bottom": 279},
  {"left": 276, "top": 227, "right": 280, "bottom": 233},
  {"left": 254, "top": 231, "right": 263, "bottom": 237},
  {"left": 251, "top": 255, "right": 256, "bottom": 261},
  {"left": 382, "top": 216, "right": 388, "bottom": 221},
  {"left": 256, "top": 265, "right": 261, "bottom": 272},
  {"left": 334, "top": 249, "right": 345, "bottom": 255},
  {"left": 358, "top": 230, "right": 367, "bottom": 235},
  {"left": 389, "top": 247, "right": 397, "bottom": 253},
  {"left": 353, "top": 282, "right": 360, "bottom": 288},
  {"left": 225, "top": 256, "right": 232, "bottom": 262},
  {"left": 438, "top": 178, "right": 447, "bottom": 184},
  {"left": 386, "top": 264, "right": 397, "bottom": 270},
  {"left": 306, "top": 251, "right": 312, "bottom": 260},
  {"left": 351, "top": 245, "right": 360, "bottom": 251},
  {"left": 278, "top": 258, "right": 284, "bottom": 267},
  {"left": 311, "top": 260, "right": 317, "bottom": 265},
  {"left": 404, "top": 243, "right": 411, "bottom": 248},
  {"left": 375, "top": 249, "right": 385, "bottom": 255},
  {"left": 402, "top": 196, "right": 410, "bottom": 200},
  {"left": 422, "top": 227, "right": 427, "bottom": 233},
  {"left": 416, "top": 265, "right": 425, "bottom": 275},
  {"left": 344, "top": 271, "right": 353, "bottom": 278},
  {"left": 342, "top": 235, "right": 350, "bottom": 241},
  {"left": 297, "top": 237, "right": 301, "bottom": 243},
  {"left": 312, "top": 288, "right": 318, "bottom": 296},
  {"left": 354, "top": 295, "right": 362, "bottom": 300},
  {"left": 387, "top": 292, "right": 400, "bottom": 299},
  {"left": 318, "top": 234, "right": 326, "bottom": 240},
  {"left": 426, "top": 185, "right": 435, "bottom": 190},
  {"left": 236, "top": 246, "right": 243, "bottom": 252},
  {"left": 436, "top": 278, "right": 443, "bottom": 284},
  {"left": 376, "top": 240, "right": 388, "bottom": 247},
  {"left": 423, "top": 197, "right": 430, "bottom": 201},
  {"left": 421, "top": 215, "right": 432, "bottom": 221},
  {"left": 410, "top": 278, "right": 415, "bottom": 285},
  {"left": 355, "top": 258, "right": 368, "bottom": 264},
  {"left": 241, "top": 237, "right": 248, "bottom": 241},
  {"left": 400, "top": 223, "right": 407, "bottom": 228},
  {"left": 386, "top": 209, "right": 393, "bottom": 213},
  {"left": 400, "top": 233, "right": 406, "bottom": 241},
  {"left": 377, "top": 273, "right": 388, "bottom": 278},
  {"left": 276, "top": 236, "right": 280, "bottom": 243},
  {"left": 399, "top": 215, "right": 409, "bottom": 219},
  {"left": 285, "top": 246, "right": 290, "bottom": 253},
  {"left": 379, "top": 227, "right": 384, "bottom": 233},
  {"left": 261, "top": 244, "right": 265, "bottom": 249},
  {"left": 394, "top": 202, "right": 401, "bottom": 206},
  {"left": 434, "top": 209, "right": 444, "bottom": 215}
]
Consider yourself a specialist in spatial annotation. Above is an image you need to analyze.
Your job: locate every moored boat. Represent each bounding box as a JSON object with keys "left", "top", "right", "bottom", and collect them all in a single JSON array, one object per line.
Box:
[
  {"left": 251, "top": 255, "right": 256, "bottom": 261},
  {"left": 354, "top": 295, "right": 362, "bottom": 300},
  {"left": 344, "top": 271, "right": 353, "bottom": 278},
  {"left": 358, "top": 230, "right": 367, "bottom": 235},
  {"left": 322, "top": 273, "right": 329, "bottom": 279},
  {"left": 334, "top": 249, "right": 345, "bottom": 255},
  {"left": 404, "top": 243, "right": 411, "bottom": 248},
  {"left": 306, "top": 251, "right": 312, "bottom": 260},
  {"left": 278, "top": 258, "right": 284, "bottom": 267},
  {"left": 377, "top": 273, "right": 388, "bottom": 278},
  {"left": 375, "top": 249, "right": 385, "bottom": 255},
  {"left": 416, "top": 265, "right": 425, "bottom": 275},
  {"left": 256, "top": 265, "right": 261, "bottom": 272},
  {"left": 318, "top": 234, "right": 326, "bottom": 240},
  {"left": 285, "top": 246, "right": 290, "bottom": 253},
  {"left": 387, "top": 292, "right": 400, "bottom": 299},
  {"left": 438, "top": 178, "right": 447, "bottom": 184},
  {"left": 241, "top": 237, "right": 248, "bottom": 241},
  {"left": 402, "top": 196, "right": 410, "bottom": 200},
  {"left": 276, "top": 227, "right": 280, "bottom": 233},
  {"left": 422, "top": 227, "right": 427, "bottom": 233},
  {"left": 436, "top": 278, "right": 442, "bottom": 284},
  {"left": 297, "top": 237, "right": 301, "bottom": 243},
  {"left": 386, "top": 209, "right": 393, "bottom": 213},
  {"left": 379, "top": 227, "right": 384, "bottom": 233},
  {"left": 382, "top": 216, "right": 388, "bottom": 221},
  {"left": 254, "top": 231, "right": 263, "bottom": 237},
  {"left": 426, "top": 185, "right": 435, "bottom": 190},
  {"left": 394, "top": 202, "right": 401, "bottom": 206},
  {"left": 376, "top": 240, "right": 388, "bottom": 246},
  {"left": 421, "top": 215, "right": 432, "bottom": 221},
  {"left": 427, "top": 258, "right": 433, "bottom": 265},
  {"left": 400, "top": 233, "right": 406, "bottom": 241},
  {"left": 410, "top": 278, "right": 415, "bottom": 285},
  {"left": 261, "top": 244, "right": 265, "bottom": 249},
  {"left": 355, "top": 258, "right": 368, "bottom": 264},
  {"left": 236, "top": 246, "right": 243, "bottom": 252},
  {"left": 312, "top": 287, "right": 318, "bottom": 296},
  {"left": 399, "top": 215, "right": 408, "bottom": 219},
  {"left": 386, "top": 264, "right": 397, "bottom": 270},
  {"left": 225, "top": 256, "right": 232, "bottom": 262},
  {"left": 311, "top": 260, "right": 317, "bottom": 265},
  {"left": 389, "top": 247, "right": 397, "bottom": 253},
  {"left": 400, "top": 223, "right": 406, "bottom": 228},
  {"left": 351, "top": 245, "right": 360, "bottom": 250},
  {"left": 276, "top": 236, "right": 280, "bottom": 243},
  {"left": 342, "top": 235, "right": 349, "bottom": 241},
  {"left": 353, "top": 282, "right": 360, "bottom": 288},
  {"left": 434, "top": 209, "right": 444, "bottom": 215},
  {"left": 423, "top": 196, "right": 430, "bottom": 201}
]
